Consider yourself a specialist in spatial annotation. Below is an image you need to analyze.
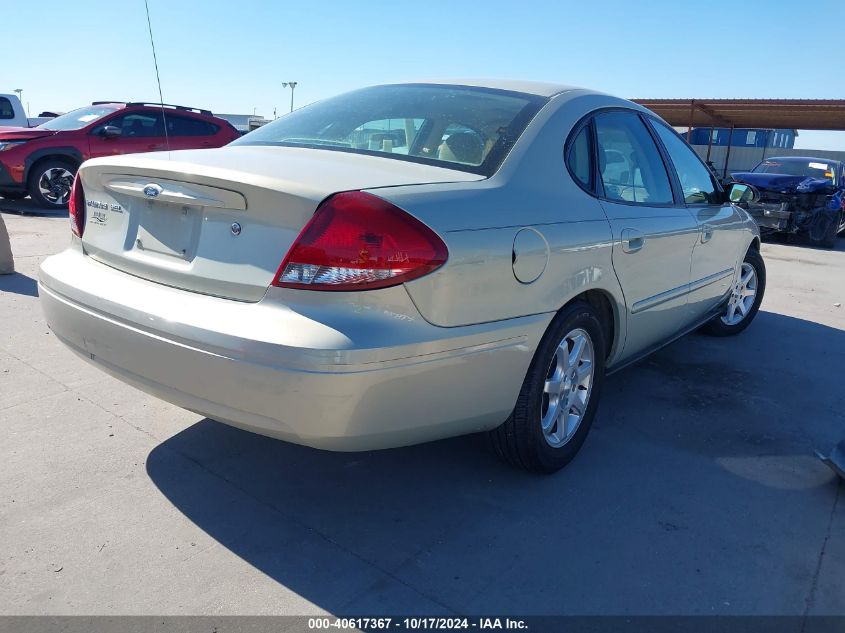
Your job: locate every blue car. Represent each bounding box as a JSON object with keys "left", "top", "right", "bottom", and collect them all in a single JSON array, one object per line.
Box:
[{"left": 732, "top": 156, "right": 845, "bottom": 247}]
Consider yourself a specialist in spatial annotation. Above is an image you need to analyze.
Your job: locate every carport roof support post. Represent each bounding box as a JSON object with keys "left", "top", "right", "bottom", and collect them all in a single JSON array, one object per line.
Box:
[
  {"left": 705, "top": 126, "right": 714, "bottom": 163},
  {"left": 687, "top": 99, "right": 696, "bottom": 142},
  {"left": 722, "top": 125, "right": 735, "bottom": 180}
]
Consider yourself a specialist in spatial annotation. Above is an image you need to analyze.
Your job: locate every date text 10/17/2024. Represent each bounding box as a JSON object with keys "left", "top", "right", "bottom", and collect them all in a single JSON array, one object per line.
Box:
[{"left": 307, "top": 618, "right": 529, "bottom": 631}]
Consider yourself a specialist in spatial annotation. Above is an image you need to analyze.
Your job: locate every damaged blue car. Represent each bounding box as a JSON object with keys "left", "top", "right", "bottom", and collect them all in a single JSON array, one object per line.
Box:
[{"left": 731, "top": 156, "right": 845, "bottom": 247}]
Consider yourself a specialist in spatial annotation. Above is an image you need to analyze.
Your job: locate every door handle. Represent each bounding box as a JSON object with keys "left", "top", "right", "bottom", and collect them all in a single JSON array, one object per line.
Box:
[
  {"left": 701, "top": 224, "right": 714, "bottom": 243},
  {"left": 621, "top": 228, "right": 645, "bottom": 253}
]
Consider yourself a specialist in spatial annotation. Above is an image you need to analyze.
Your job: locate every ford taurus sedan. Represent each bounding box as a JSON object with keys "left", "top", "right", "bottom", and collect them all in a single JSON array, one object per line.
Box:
[{"left": 39, "top": 81, "right": 765, "bottom": 472}]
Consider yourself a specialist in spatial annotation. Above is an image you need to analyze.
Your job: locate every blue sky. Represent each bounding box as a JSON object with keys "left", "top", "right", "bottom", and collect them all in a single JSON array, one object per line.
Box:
[{"left": 6, "top": 0, "right": 845, "bottom": 148}]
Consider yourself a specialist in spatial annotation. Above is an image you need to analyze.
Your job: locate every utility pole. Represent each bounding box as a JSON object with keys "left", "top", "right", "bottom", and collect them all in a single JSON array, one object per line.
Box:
[
  {"left": 13, "top": 89, "right": 24, "bottom": 115},
  {"left": 282, "top": 82, "right": 298, "bottom": 113}
]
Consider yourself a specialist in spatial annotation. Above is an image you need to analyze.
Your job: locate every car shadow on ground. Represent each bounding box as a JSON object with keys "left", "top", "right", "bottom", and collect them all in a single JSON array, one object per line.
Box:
[
  {"left": 0, "top": 198, "right": 67, "bottom": 216},
  {"left": 0, "top": 272, "right": 38, "bottom": 297},
  {"left": 145, "top": 310, "right": 844, "bottom": 614}
]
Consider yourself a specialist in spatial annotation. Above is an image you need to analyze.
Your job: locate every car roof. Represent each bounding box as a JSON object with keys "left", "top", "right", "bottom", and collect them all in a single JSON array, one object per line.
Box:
[
  {"left": 90, "top": 102, "right": 216, "bottom": 117},
  {"left": 379, "top": 79, "right": 584, "bottom": 98}
]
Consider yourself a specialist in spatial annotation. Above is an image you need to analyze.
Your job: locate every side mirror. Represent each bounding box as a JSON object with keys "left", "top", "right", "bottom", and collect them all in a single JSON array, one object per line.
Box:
[
  {"left": 726, "top": 182, "right": 759, "bottom": 205},
  {"left": 100, "top": 125, "right": 122, "bottom": 139}
]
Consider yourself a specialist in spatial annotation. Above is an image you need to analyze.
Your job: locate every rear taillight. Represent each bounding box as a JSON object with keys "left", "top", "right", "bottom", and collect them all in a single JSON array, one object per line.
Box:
[
  {"left": 68, "top": 172, "right": 85, "bottom": 237},
  {"left": 273, "top": 191, "right": 448, "bottom": 291}
]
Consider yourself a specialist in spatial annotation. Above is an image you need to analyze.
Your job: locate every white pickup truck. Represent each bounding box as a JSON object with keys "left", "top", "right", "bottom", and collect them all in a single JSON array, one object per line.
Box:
[{"left": 0, "top": 93, "right": 54, "bottom": 128}]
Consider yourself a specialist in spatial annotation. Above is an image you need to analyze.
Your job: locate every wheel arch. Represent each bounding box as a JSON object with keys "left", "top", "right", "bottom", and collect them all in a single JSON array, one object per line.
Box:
[
  {"left": 563, "top": 288, "right": 621, "bottom": 362},
  {"left": 24, "top": 149, "right": 83, "bottom": 185}
]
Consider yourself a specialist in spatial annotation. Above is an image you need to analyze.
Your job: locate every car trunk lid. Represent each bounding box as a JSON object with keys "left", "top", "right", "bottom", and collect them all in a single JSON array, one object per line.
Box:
[{"left": 78, "top": 146, "right": 482, "bottom": 302}]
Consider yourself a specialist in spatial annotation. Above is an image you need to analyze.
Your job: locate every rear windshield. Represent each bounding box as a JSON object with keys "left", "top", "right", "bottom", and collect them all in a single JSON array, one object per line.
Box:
[
  {"left": 232, "top": 84, "right": 548, "bottom": 176},
  {"left": 753, "top": 159, "right": 838, "bottom": 186},
  {"left": 38, "top": 105, "right": 119, "bottom": 131}
]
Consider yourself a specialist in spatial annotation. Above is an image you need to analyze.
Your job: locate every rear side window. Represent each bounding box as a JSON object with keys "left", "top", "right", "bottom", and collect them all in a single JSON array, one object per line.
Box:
[
  {"left": 167, "top": 115, "right": 219, "bottom": 136},
  {"left": 594, "top": 111, "right": 673, "bottom": 205},
  {"left": 566, "top": 124, "right": 593, "bottom": 190},
  {"left": 0, "top": 97, "right": 13, "bottom": 120},
  {"left": 650, "top": 120, "right": 720, "bottom": 204}
]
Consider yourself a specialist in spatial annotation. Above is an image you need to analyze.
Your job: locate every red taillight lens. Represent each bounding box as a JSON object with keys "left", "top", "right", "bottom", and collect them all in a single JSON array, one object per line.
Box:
[
  {"left": 68, "top": 172, "right": 85, "bottom": 237},
  {"left": 273, "top": 191, "right": 448, "bottom": 291}
]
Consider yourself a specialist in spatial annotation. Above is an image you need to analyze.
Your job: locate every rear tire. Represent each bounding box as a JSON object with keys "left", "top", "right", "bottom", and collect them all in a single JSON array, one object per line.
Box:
[
  {"left": 488, "top": 300, "right": 606, "bottom": 473},
  {"left": 27, "top": 159, "right": 76, "bottom": 209},
  {"left": 704, "top": 248, "right": 766, "bottom": 337}
]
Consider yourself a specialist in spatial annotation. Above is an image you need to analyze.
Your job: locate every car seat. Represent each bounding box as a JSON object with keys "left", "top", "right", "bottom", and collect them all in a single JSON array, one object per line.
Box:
[
  {"left": 438, "top": 132, "right": 483, "bottom": 164},
  {"left": 127, "top": 119, "right": 145, "bottom": 137}
]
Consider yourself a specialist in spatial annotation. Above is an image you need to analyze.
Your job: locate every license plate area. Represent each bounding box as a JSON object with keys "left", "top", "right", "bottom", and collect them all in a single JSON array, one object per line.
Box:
[{"left": 134, "top": 199, "right": 201, "bottom": 260}]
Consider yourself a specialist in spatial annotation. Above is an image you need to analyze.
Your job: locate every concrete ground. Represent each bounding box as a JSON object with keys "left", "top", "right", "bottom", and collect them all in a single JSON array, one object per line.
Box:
[{"left": 0, "top": 210, "right": 843, "bottom": 616}]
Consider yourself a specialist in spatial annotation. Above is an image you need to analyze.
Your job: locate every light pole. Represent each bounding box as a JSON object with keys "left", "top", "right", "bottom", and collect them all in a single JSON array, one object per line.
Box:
[
  {"left": 13, "top": 89, "right": 24, "bottom": 115},
  {"left": 282, "top": 81, "right": 298, "bottom": 113}
]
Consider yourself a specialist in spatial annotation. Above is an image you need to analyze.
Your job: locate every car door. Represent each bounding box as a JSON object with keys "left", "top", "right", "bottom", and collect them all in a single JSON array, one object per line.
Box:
[
  {"left": 592, "top": 110, "right": 700, "bottom": 359},
  {"left": 89, "top": 110, "right": 168, "bottom": 158},
  {"left": 648, "top": 118, "right": 746, "bottom": 318},
  {"left": 163, "top": 114, "right": 221, "bottom": 150}
]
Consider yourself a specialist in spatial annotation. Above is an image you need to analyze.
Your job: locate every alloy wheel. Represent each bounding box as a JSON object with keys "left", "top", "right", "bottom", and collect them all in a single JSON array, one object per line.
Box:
[
  {"left": 541, "top": 328, "right": 594, "bottom": 448},
  {"left": 37, "top": 167, "right": 74, "bottom": 206},
  {"left": 722, "top": 262, "right": 758, "bottom": 326}
]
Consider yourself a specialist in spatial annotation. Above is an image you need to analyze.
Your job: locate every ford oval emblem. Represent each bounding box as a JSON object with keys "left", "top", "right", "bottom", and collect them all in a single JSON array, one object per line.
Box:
[
  {"left": 143, "top": 184, "right": 162, "bottom": 198},
  {"left": 231, "top": 222, "right": 242, "bottom": 236}
]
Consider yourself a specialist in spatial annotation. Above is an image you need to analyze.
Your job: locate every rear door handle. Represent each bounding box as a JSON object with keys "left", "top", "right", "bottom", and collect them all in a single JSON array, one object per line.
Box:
[
  {"left": 621, "top": 228, "right": 645, "bottom": 253},
  {"left": 701, "top": 224, "right": 714, "bottom": 243}
]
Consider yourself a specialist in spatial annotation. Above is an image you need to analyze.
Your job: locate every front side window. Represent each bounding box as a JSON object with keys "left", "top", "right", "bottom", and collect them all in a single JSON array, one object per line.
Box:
[
  {"left": 233, "top": 84, "right": 548, "bottom": 176},
  {"left": 0, "top": 97, "right": 13, "bottom": 120},
  {"left": 104, "top": 112, "right": 165, "bottom": 138},
  {"left": 650, "top": 120, "right": 721, "bottom": 204},
  {"left": 38, "top": 105, "right": 118, "bottom": 131},
  {"left": 594, "top": 111, "right": 673, "bottom": 205}
]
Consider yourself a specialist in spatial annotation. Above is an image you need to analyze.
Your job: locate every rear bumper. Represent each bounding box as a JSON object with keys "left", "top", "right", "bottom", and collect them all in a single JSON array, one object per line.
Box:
[{"left": 39, "top": 248, "right": 549, "bottom": 450}]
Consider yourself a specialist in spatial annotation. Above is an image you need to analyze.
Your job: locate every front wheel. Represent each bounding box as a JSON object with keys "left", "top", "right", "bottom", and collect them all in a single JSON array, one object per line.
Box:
[
  {"left": 488, "top": 301, "right": 606, "bottom": 473},
  {"left": 808, "top": 210, "right": 842, "bottom": 248},
  {"left": 703, "top": 248, "right": 766, "bottom": 337},
  {"left": 27, "top": 160, "right": 76, "bottom": 209}
]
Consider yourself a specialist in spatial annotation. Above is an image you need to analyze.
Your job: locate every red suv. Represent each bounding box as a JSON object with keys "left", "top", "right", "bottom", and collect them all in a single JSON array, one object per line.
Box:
[{"left": 0, "top": 102, "right": 240, "bottom": 208}]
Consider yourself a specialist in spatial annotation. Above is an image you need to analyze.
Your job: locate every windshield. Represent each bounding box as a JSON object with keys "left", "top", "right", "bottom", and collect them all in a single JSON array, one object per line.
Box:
[
  {"left": 753, "top": 159, "right": 838, "bottom": 186},
  {"left": 233, "top": 84, "right": 547, "bottom": 176},
  {"left": 38, "top": 105, "right": 119, "bottom": 131}
]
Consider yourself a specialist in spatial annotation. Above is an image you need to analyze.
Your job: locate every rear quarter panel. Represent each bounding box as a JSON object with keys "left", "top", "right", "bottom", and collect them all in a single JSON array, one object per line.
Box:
[{"left": 376, "top": 91, "right": 633, "bottom": 363}]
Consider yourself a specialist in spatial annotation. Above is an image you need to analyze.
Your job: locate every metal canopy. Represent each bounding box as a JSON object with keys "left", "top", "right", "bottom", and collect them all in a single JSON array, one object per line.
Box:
[{"left": 632, "top": 99, "right": 845, "bottom": 131}]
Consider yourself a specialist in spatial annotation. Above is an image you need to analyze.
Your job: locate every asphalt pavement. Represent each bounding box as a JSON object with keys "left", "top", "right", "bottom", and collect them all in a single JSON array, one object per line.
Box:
[{"left": 1, "top": 210, "right": 843, "bottom": 616}]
